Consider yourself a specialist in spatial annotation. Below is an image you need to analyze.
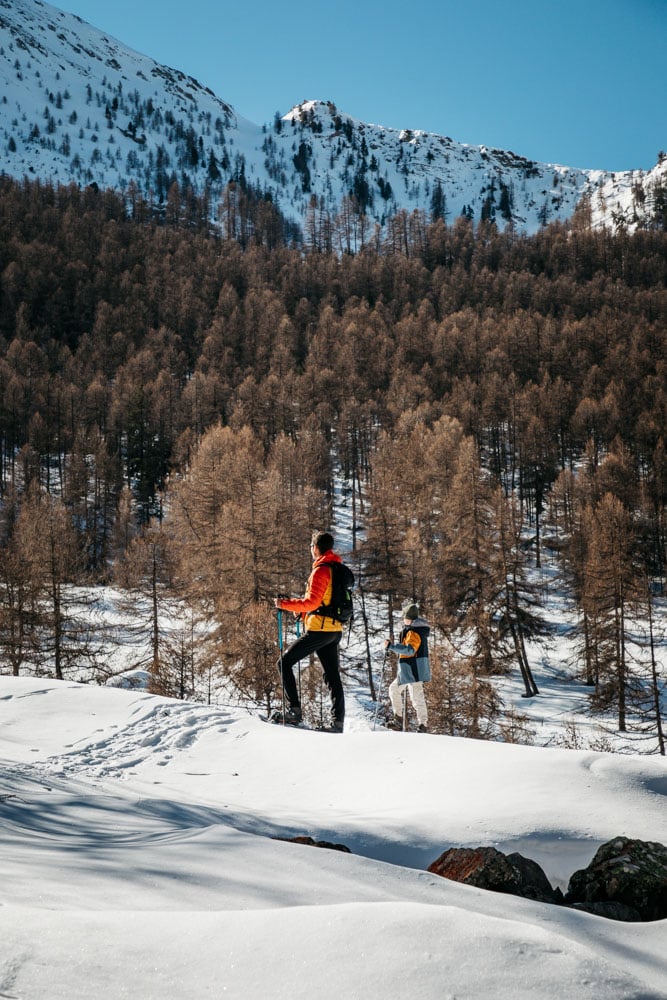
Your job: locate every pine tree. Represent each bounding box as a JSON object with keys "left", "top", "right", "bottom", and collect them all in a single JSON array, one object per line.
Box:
[
  {"left": 435, "top": 437, "right": 503, "bottom": 678},
  {"left": 14, "top": 486, "right": 92, "bottom": 680},
  {"left": 0, "top": 488, "right": 36, "bottom": 675},
  {"left": 582, "top": 494, "right": 641, "bottom": 731},
  {"left": 168, "top": 423, "right": 319, "bottom": 696},
  {"left": 494, "top": 488, "right": 542, "bottom": 697},
  {"left": 225, "top": 601, "right": 281, "bottom": 715},
  {"left": 427, "top": 638, "right": 500, "bottom": 738},
  {"left": 429, "top": 179, "right": 447, "bottom": 223},
  {"left": 114, "top": 517, "right": 177, "bottom": 692},
  {"left": 640, "top": 576, "right": 666, "bottom": 755}
]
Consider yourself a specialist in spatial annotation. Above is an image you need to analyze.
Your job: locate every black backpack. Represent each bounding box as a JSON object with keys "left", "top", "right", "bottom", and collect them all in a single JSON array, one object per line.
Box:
[{"left": 317, "top": 561, "right": 355, "bottom": 623}]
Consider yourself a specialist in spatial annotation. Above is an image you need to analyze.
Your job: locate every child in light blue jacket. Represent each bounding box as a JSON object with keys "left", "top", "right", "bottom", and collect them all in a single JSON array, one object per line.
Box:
[{"left": 385, "top": 602, "right": 431, "bottom": 732}]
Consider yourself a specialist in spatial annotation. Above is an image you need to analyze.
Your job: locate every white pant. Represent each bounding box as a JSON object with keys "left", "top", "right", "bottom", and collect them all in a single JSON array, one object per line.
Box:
[{"left": 389, "top": 677, "right": 428, "bottom": 726}]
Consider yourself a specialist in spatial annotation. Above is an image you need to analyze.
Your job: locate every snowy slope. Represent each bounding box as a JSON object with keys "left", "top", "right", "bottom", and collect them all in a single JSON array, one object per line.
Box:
[
  {"left": 1, "top": 676, "right": 666, "bottom": 999},
  {"left": 0, "top": 0, "right": 246, "bottom": 189},
  {"left": 1, "top": 0, "right": 663, "bottom": 234}
]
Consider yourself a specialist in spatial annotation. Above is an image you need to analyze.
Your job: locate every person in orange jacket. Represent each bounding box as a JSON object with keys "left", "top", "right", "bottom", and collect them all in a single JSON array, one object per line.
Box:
[{"left": 273, "top": 531, "right": 345, "bottom": 732}]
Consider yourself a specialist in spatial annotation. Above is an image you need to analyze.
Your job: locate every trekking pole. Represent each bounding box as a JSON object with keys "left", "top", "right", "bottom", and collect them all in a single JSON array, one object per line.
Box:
[
  {"left": 295, "top": 615, "right": 302, "bottom": 705},
  {"left": 402, "top": 686, "right": 408, "bottom": 732},
  {"left": 372, "top": 647, "right": 388, "bottom": 730},
  {"left": 277, "top": 607, "right": 285, "bottom": 726}
]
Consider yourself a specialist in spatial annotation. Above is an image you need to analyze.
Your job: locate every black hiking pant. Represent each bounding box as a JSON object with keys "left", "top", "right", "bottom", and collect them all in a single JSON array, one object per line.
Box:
[{"left": 278, "top": 629, "right": 344, "bottom": 724}]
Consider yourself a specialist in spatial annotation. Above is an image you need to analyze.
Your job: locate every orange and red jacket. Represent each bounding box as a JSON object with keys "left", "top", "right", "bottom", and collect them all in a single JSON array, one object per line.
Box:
[{"left": 277, "top": 552, "right": 344, "bottom": 632}]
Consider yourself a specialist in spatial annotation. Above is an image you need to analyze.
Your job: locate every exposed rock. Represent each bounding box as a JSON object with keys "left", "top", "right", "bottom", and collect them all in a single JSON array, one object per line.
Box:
[
  {"left": 274, "top": 835, "right": 351, "bottom": 853},
  {"left": 565, "top": 837, "right": 667, "bottom": 921},
  {"left": 507, "top": 852, "right": 565, "bottom": 904},
  {"left": 570, "top": 900, "right": 642, "bottom": 922},
  {"left": 427, "top": 846, "right": 560, "bottom": 904}
]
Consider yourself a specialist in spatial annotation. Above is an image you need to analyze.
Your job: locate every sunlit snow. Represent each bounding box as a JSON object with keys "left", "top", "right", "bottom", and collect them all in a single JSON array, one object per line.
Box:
[{"left": 1, "top": 676, "right": 665, "bottom": 999}]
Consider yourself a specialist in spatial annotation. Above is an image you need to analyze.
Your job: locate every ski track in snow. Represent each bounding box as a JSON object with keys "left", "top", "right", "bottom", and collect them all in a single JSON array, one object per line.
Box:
[
  {"left": 48, "top": 700, "right": 235, "bottom": 781},
  {"left": 2, "top": 679, "right": 667, "bottom": 1000}
]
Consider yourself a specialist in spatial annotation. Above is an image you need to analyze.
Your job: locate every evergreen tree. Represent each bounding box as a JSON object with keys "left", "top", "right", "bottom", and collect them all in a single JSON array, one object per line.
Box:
[
  {"left": 436, "top": 437, "right": 503, "bottom": 680},
  {"left": 0, "top": 488, "right": 36, "bottom": 675},
  {"left": 114, "top": 517, "right": 178, "bottom": 692},
  {"left": 14, "top": 486, "right": 95, "bottom": 680},
  {"left": 494, "top": 488, "right": 542, "bottom": 697},
  {"left": 581, "top": 494, "right": 641, "bottom": 730},
  {"left": 430, "top": 179, "right": 447, "bottom": 222}
]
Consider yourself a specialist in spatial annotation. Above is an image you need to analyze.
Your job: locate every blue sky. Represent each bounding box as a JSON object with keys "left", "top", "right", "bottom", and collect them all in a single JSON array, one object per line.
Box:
[{"left": 64, "top": 0, "right": 665, "bottom": 172}]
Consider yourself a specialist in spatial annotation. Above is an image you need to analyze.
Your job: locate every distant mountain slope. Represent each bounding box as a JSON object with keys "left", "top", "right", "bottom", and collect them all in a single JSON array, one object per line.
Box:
[{"left": 1, "top": 0, "right": 664, "bottom": 237}]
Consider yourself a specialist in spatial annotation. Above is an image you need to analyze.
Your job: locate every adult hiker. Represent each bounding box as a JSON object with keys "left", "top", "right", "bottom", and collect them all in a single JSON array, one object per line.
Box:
[
  {"left": 273, "top": 531, "right": 345, "bottom": 732},
  {"left": 384, "top": 602, "right": 431, "bottom": 732}
]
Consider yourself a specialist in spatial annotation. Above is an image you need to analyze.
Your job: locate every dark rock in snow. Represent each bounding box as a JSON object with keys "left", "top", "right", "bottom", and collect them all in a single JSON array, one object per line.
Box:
[
  {"left": 569, "top": 900, "right": 643, "bottom": 922},
  {"left": 565, "top": 837, "right": 667, "bottom": 922},
  {"left": 427, "top": 846, "right": 560, "bottom": 904},
  {"left": 275, "top": 835, "right": 351, "bottom": 853},
  {"left": 427, "top": 838, "right": 667, "bottom": 921}
]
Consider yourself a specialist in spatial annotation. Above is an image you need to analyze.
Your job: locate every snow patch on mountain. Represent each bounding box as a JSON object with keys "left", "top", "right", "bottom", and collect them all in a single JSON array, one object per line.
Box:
[{"left": 0, "top": 0, "right": 663, "bottom": 235}]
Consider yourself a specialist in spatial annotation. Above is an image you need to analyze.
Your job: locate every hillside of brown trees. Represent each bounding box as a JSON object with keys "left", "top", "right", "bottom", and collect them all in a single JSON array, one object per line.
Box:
[{"left": 0, "top": 177, "right": 665, "bottom": 748}]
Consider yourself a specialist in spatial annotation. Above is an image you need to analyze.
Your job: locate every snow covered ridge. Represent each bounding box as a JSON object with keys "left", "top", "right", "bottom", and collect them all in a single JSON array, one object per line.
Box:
[{"left": 1, "top": 0, "right": 663, "bottom": 235}]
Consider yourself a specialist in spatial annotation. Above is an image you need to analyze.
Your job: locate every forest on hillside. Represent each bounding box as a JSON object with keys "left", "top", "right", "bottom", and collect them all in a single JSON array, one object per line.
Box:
[{"left": 0, "top": 177, "right": 665, "bottom": 749}]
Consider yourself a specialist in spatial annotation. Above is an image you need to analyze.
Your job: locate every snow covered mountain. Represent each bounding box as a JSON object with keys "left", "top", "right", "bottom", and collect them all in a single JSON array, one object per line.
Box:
[{"left": 1, "top": 0, "right": 665, "bottom": 237}]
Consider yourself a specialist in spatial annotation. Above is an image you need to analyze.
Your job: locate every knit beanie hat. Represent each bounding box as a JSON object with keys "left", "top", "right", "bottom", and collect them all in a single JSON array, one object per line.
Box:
[{"left": 401, "top": 602, "right": 419, "bottom": 620}]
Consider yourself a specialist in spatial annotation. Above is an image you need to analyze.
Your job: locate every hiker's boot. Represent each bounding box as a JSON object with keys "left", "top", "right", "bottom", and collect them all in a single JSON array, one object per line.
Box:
[
  {"left": 317, "top": 719, "right": 344, "bottom": 733},
  {"left": 386, "top": 715, "right": 403, "bottom": 731},
  {"left": 271, "top": 706, "right": 302, "bottom": 726},
  {"left": 417, "top": 723, "right": 428, "bottom": 733}
]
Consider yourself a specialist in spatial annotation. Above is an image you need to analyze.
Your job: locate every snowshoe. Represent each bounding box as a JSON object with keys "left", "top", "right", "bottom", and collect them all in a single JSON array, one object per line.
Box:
[
  {"left": 316, "top": 720, "right": 344, "bottom": 734},
  {"left": 270, "top": 707, "right": 303, "bottom": 726}
]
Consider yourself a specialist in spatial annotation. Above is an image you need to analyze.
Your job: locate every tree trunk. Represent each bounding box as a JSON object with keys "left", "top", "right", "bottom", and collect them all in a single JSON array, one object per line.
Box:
[
  {"left": 356, "top": 581, "right": 376, "bottom": 701},
  {"left": 646, "top": 588, "right": 665, "bottom": 755}
]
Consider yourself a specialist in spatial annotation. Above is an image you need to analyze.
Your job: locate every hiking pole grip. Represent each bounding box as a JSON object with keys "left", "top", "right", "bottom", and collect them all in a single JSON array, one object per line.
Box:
[
  {"left": 294, "top": 615, "right": 302, "bottom": 703},
  {"left": 277, "top": 607, "right": 284, "bottom": 652}
]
